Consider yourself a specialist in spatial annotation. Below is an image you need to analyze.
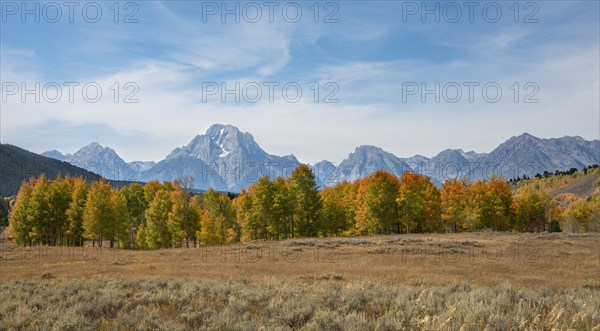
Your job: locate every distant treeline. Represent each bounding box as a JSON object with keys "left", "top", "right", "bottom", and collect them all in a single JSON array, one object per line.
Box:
[
  {"left": 509, "top": 164, "right": 599, "bottom": 182},
  {"left": 7, "top": 165, "right": 600, "bottom": 248}
]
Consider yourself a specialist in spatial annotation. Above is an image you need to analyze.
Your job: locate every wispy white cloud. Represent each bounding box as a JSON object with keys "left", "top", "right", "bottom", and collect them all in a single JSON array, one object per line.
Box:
[{"left": 1, "top": 1, "right": 598, "bottom": 164}]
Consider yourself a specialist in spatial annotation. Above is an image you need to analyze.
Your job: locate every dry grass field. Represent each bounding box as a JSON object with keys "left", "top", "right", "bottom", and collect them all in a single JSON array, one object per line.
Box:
[{"left": 1, "top": 232, "right": 599, "bottom": 330}]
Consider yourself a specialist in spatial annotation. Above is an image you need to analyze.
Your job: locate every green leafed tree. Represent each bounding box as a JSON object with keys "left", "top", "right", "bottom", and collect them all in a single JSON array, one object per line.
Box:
[
  {"left": 28, "top": 175, "right": 51, "bottom": 244},
  {"left": 111, "top": 189, "right": 129, "bottom": 248},
  {"left": 168, "top": 186, "right": 199, "bottom": 248},
  {"left": 356, "top": 171, "right": 401, "bottom": 234},
  {"left": 469, "top": 176, "right": 513, "bottom": 231},
  {"left": 272, "top": 176, "right": 295, "bottom": 239},
  {"left": 9, "top": 178, "right": 36, "bottom": 246},
  {"left": 143, "top": 180, "right": 163, "bottom": 204},
  {"left": 287, "top": 164, "right": 321, "bottom": 237},
  {"left": 200, "top": 188, "right": 238, "bottom": 244},
  {"left": 513, "top": 184, "right": 552, "bottom": 232},
  {"left": 83, "top": 179, "right": 125, "bottom": 247},
  {"left": 121, "top": 183, "right": 148, "bottom": 248},
  {"left": 144, "top": 189, "right": 173, "bottom": 249},
  {"left": 248, "top": 176, "right": 275, "bottom": 240},
  {"left": 66, "top": 177, "right": 89, "bottom": 246},
  {"left": 46, "top": 176, "right": 74, "bottom": 245},
  {"left": 234, "top": 189, "right": 254, "bottom": 242},
  {"left": 320, "top": 184, "right": 348, "bottom": 236},
  {"left": 564, "top": 195, "right": 600, "bottom": 232}
]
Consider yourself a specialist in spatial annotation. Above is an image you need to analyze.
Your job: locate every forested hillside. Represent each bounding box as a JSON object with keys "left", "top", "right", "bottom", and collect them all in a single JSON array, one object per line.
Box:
[{"left": 0, "top": 144, "right": 102, "bottom": 196}]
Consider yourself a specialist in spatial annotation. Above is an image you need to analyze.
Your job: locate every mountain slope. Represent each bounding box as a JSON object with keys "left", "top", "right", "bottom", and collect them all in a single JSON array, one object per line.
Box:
[
  {"left": 43, "top": 144, "right": 154, "bottom": 181},
  {"left": 129, "top": 161, "right": 156, "bottom": 172},
  {"left": 402, "top": 154, "right": 430, "bottom": 170},
  {"left": 422, "top": 149, "right": 471, "bottom": 182},
  {"left": 0, "top": 144, "right": 102, "bottom": 196},
  {"left": 330, "top": 145, "right": 413, "bottom": 184},
  {"left": 41, "top": 150, "right": 71, "bottom": 161},
  {"left": 310, "top": 160, "right": 337, "bottom": 188},
  {"left": 549, "top": 173, "right": 600, "bottom": 198},
  {"left": 142, "top": 124, "right": 301, "bottom": 191},
  {"left": 141, "top": 156, "right": 228, "bottom": 191},
  {"left": 398, "top": 135, "right": 599, "bottom": 183},
  {"left": 64, "top": 143, "right": 138, "bottom": 181},
  {"left": 476, "top": 133, "right": 600, "bottom": 180}
]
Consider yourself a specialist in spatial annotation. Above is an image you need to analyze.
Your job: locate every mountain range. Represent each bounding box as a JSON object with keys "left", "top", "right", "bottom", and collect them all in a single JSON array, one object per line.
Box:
[
  {"left": 42, "top": 124, "right": 600, "bottom": 191},
  {"left": 43, "top": 143, "right": 141, "bottom": 182}
]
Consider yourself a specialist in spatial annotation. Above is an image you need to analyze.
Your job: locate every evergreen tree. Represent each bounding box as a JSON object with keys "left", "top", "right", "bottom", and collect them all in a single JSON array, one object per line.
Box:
[{"left": 548, "top": 219, "right": 562, "bottom": 232}]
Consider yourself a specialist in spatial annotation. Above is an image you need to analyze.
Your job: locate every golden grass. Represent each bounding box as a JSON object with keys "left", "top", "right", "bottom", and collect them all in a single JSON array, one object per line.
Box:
[
  {"left": 1, "top": 232, "right": 598, "bottom": 288},
  {"left": 1, "top": 232, "right": 599, "bottom": 330}
]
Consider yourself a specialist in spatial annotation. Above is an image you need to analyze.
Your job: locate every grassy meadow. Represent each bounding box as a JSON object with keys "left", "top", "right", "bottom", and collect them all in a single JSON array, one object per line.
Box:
[{"left": 1, "top": 232, "right": 599, "bottom": 330}]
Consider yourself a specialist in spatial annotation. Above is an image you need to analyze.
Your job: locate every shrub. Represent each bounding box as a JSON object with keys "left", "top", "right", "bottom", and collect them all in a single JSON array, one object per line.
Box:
[
  {"left": 1, "top": 278, "right": 599, "bottom": 330},
  {"left": 41, "top": 272, "right": 55, "bottom": 280},
  {"left": 548, "top": 219, "right": 562, "bottom": 233}
]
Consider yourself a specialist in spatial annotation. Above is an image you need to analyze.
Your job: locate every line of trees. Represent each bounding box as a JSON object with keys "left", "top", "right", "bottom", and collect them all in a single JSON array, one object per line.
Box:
[
  {"left": 8, "top": 165, "right": 600, "bottom": 248},
  {"left": 8, "top": 174, "right": 240, "bottom": 248},
  {"left": 509, "top": 164, "right": 599, "bottom": 183}
]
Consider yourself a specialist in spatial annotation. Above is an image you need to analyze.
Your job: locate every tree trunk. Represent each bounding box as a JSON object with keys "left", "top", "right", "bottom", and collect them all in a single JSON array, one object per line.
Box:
[{"left": 291, "top": 215, "right": 295, "bottom": 238}]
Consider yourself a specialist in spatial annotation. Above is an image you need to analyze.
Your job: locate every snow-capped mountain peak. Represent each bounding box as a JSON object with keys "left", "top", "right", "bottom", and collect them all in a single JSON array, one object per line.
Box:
[{"left": 142, "top": 124, "right": 299, "bottom": 191}]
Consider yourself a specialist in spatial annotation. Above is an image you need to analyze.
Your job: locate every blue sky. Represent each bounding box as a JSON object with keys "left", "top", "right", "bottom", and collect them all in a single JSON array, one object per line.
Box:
[{"left": 1, "top": 1, "right": 599, "bottom": 164}]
